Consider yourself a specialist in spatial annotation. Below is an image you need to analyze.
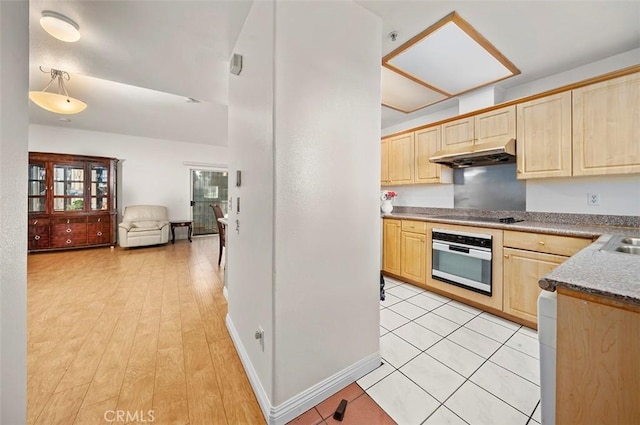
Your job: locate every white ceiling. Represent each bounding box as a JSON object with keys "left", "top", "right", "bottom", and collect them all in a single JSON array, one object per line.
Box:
[{"left": 28, "top": 1, "right": 640, "bottom": 145}]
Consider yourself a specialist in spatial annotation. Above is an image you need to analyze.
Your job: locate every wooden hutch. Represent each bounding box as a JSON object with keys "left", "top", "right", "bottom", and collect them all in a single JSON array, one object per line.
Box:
[{"left": 28, "top": 152, "right": 118, "bottom": 252}]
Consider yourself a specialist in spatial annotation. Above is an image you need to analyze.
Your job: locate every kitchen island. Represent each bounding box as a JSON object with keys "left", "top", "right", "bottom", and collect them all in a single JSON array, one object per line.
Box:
[{"left": 538, "top": 234, "right": 640, "bottom": 425}]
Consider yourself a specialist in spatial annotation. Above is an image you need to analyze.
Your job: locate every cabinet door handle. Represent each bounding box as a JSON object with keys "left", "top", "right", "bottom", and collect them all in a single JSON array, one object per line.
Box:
[
  {"left": 517, "top": 169, "right": 522, "bottom": 173},
  {"left": 66, "top": 239, "right": 72, "bottom": 244},
  {"left": 34, "top": 235, "right": 41, "bottom": 240},
  {"left": 98, "top": 218, "right": 101, "bottom": 222},
  {"left": 34, "top": 220, "right": 38, "bottom": 225},
  {"left": 67, "top": 219, "right": 70, "bottom": 224},
  {"left": 66, "top": 228, "right": 72, "bottom": 233},
  {"left": 97, "top": 231, "right": 103, "bottom": 236},
  {"left": 538, "top": 241, "right": 545, "bottom": 245},
  {"left": 504, "top": 254, "right": 510, "bottom": 258}
]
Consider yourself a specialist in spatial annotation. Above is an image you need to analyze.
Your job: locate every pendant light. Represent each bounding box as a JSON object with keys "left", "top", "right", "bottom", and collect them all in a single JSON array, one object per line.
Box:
[
  {"left": 40, "top": 10, "right": 81, "bottom": 42},
  {"left": 29, "top": 68, "right": 87, "bottom": 115}
]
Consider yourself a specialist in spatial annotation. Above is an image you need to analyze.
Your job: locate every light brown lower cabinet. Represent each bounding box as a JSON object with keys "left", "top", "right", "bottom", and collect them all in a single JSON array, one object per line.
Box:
[
  {"left": 382, "top": 219, "right": 401, "bottom": 276},
  {"left": 556, "top": 289, "right": 640, "bottom": 424},
  {"left": 502, "top": 231, "right": 592, "bottom": 326},
  {"left": 400, "top": 230, "right": 426, "bottom": 284},
  {"left": 503, "top": 248, "right": 567, "bottom": 324}
]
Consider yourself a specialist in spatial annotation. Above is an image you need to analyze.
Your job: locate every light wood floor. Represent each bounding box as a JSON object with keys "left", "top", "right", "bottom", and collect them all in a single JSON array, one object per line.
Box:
[{"left": 27, "top": 237, "right": 265, "bottom": 425}]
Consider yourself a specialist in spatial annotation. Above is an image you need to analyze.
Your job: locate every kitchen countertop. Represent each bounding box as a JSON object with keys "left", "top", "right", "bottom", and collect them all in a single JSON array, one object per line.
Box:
[
  {"left": 539, "top": 234, "right": 640, "bottom": 307},
  {"left": 383, "top": 212, "right": 640, "bottom": 238},
  {"left": 382, "top": 212, "right": 640, "bottom": 306}
]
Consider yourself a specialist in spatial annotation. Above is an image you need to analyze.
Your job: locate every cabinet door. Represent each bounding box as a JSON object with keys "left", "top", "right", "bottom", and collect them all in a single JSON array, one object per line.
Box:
[
  {"left": 87, "top": 214, "right": 112, "bottom": 245},
  {"left": 475, "top": 105, "right": 516, "bottom": 145},
  {"left": 401, "top": 231, "right": 426, "bottom": 284},
  {"left": 388, "top": 133, "right": 414, "bottom": 184},
  {"left": 503, "top": 248, "right": 566, "bottom": 323},
  {"left": 383, "top": 219, "right": 401, "bottom": 275},
  {"left": 414, "top": 127, "right": 441, "bottom": 183},
  {"left": 381, "top": 139, "right": 389, "bottom": 185},
  {"left": 89, "top": 163, "right": 110, "bottom": 211},
  {"left": 28, "top": 218, "right": 50, "bottom": 250},
  {"left": 28, "top": 162, "right": 48, "bottom": 213},
  {"left": 516, "top": 92, "right": 572, "bottom": 179},
  {"left": 52, "top": 163, "right": 86, "bottom": 212},
  {"left": 573, "top": 72, "right": 640, "bottom": 176},
  {"left": 441, "top": 117, "right": 474, "bottom": 148}
]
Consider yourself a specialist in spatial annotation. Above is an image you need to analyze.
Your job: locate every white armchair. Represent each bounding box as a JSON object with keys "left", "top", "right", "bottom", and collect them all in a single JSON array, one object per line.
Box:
[{"left": 118, "top": 205, "right": 170, "bottom": 248}]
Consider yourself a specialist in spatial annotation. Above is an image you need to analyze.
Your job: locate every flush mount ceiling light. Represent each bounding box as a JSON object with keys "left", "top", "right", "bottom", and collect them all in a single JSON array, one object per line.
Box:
[
  {"left": 382, "top": 11, "right": 520, "bottom": 113},
  {"left": 29, "top": 67, "right": 87, "bottom": 114},
  {"left": 40, "top": 10, "right": 81, "bottom": 42}
]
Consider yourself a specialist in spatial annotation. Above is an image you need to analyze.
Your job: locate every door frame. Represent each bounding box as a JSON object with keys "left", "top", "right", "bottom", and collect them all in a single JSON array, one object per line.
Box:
[{"left": 187, "top": 164, "right": 228, "bottom": 236}]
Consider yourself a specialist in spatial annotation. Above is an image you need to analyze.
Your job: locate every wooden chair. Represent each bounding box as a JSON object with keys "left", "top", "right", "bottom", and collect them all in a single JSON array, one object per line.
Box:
[{"left": 210, "top": 204, "right": 226, "bottom": 266}]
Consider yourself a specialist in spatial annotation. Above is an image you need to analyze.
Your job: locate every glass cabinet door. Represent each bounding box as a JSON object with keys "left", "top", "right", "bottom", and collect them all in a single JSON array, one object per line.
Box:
[
  {"left": 28, "top": 163, "right": 47, "bottom": 212},
  {"left": 53, "top": 164, "right": 85, "bottom": 211},
  {"left": 90, "top": 165, "right": 109, "bottom": 211}
]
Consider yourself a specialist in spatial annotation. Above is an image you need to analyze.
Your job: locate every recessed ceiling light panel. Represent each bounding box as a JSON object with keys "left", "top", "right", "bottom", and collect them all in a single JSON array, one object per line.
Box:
[
  {"left": 381, "top": 11, "right": 520, "bottom": 113},
  {"left": 40, "top": 10, "right": 81, "bottom": 42}
]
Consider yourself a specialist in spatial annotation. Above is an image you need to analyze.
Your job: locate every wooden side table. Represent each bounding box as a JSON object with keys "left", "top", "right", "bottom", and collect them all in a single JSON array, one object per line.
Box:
[{"left": 170, "top": 220, "right": 192, "bottom": 243}]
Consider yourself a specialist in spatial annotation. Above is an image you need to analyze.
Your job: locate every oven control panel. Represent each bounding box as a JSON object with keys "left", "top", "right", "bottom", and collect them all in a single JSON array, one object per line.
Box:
[{"left": 432, "top": 230, "right": 492, "bottom": 249}]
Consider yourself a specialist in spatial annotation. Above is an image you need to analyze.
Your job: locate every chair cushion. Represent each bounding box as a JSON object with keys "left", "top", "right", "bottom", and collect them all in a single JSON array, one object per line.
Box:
[
  {"left": 129, "top": 227, "right": 161, "bottom": 234},
  {"left": 133, "top": 221, "right": 161, "bottom": 229}
]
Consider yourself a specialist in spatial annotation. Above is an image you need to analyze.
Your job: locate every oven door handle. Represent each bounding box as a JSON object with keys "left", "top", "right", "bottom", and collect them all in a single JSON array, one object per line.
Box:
[
  {"left": 433, "top": 242, "right": 492, "bottom": 261},
  {"left": 448, "top": 245, "right": 469, "bottom": 254}
]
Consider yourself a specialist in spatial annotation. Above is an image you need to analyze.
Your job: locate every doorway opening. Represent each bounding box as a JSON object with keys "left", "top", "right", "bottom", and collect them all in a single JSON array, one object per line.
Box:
[{"left": 191, "top": 169, "right": 228, "bottom": 236}]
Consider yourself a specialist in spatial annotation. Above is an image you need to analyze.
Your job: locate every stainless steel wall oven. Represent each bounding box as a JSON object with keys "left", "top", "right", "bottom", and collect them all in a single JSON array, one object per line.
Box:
[{"left": 431, "top": 228, "right": 493, "bottom": 295}]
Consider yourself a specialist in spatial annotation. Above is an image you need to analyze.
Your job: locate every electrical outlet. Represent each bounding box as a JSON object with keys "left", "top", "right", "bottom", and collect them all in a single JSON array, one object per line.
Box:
[
  {"left": 255, "top": 326, "right": 264, "bottom": 351},
  {"left": 588, "top": 193, "right": 600, "bottom": 206}
]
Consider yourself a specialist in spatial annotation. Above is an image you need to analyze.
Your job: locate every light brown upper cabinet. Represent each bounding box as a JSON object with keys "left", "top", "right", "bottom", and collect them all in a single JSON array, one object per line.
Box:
[
  {"left": 573, "top": 72, "right": 640, "bottom": 176},
  {"left": 442, "top": 105, "right": 515, "bottom": 148},
  {"left": 414, "top": 126, "right": 452, "bottom": 184},
  {"left": 475, "top": 105, "right": 516, "bottom": 145},
  {"left": 441, "top": 116, "right": 475, "bottom": 148},
  {"left": 516, "top": 92, "right": 572, "bottom": 179},
  {"left": 381, "top": 138, "right": 389, "bottom": 185},
  {"left": 386, "top": 133, "right": 414, "bottom": 185}
]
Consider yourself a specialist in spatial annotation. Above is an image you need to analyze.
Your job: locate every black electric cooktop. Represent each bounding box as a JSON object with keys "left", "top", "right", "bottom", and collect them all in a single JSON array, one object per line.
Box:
[{"left": 431, "top": 215, "right": 525, "bottom": 224}]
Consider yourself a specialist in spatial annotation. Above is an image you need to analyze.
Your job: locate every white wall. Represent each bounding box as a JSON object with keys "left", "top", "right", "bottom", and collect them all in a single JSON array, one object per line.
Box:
[
  {"left": 527, "top": 175, "right": 640, "bottom": 215},
  {"left": 383, "top": 48, "right": 640, "bottom": 215},
  {"left": 227, "top": 1, "right": 380, "bottom": 422},
  {"left": 382, "top": 106, "right": 458, "bottom": 137},
  {"left": 227, "top": 0, "right": 276, "bottom": 409},
  {"left": 0, "top": 1, "right": 28, "bottom": 423},
  {"left": 272, "top": 0, "right": 381, "bottom": 406},
  {"left": 29, "top": 125, "right": 229, "bottom": 226}
]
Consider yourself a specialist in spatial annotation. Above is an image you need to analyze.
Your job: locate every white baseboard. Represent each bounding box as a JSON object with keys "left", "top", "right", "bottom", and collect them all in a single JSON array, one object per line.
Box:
[
  {"left": 225, "top": 314, "right": 271, "bottom": 420},
  {"left": 222, "top": 285, "right": 228, "bottom": 300},
  {"left": 225, "top": 314, "right": 380, "bottom": 425}
]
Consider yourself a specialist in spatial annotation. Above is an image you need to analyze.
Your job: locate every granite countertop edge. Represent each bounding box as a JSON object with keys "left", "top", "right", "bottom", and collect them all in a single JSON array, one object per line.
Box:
[
  {"left": 539, "top": 235, "right": 640, "bottom": 307},
  {"left": 381, "top": 212, "right": 640, "bottom": 238},
  {"left": 382, "top": 213, "right": 640, "bottom": 306}
]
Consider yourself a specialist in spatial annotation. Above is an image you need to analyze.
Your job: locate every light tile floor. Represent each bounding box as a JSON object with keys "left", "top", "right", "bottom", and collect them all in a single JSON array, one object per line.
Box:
[{"left": 361, "top": 277, "right": 541, "bottom": 425}]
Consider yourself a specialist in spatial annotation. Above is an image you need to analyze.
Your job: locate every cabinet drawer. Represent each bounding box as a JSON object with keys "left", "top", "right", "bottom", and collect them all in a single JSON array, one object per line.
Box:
[
  {"left": 29, "top": 217, "right": 50, "bottom": 226},
  {"left": 87, "top": 222, "right": 111, "bottom": 244},
  {"left": 28, "top": 225, "right": 50, "bottom": 250},
  {"left": 401, "top": 220, "right": 427, "bottom": 234},
  {"left": 87, "top": 214, "right": 111, "bottom": 224},
  {"left": 51, "top": 224, "right": 88, "bottom": 248},
  {"left": 51, "top": 216, "right": 87, "bottom": 225},
  {"left": 504, "top": 230, "right": 592, "bottom": 256}
]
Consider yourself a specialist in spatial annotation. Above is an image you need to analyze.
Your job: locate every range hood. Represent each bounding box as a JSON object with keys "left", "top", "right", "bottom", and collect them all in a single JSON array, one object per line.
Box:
[{"left": 429, "top": 138, "right": 516, "bottom": 168}]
